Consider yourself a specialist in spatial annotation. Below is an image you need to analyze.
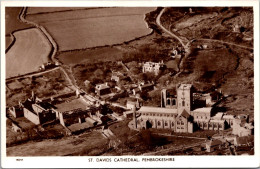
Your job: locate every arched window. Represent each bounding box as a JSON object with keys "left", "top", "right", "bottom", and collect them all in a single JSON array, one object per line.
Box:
[
  {"left": 172, "top": 99, "right": 176, "bottom": 105},
  {"left": 167, "top": 99, "right": 171, "bottom": 105},
  {"left": 158, "top": 121, "right": 161, "bottom": 126},
  {"left": 165, "top": 122, "right": 168, "bottom": 126},
  {"left": 181, "top": 121, "right": 184, "bottom": 125},
  {"left": 172, "top": 122, "right": 174, "bottom": 126},
  {"left": 182, "top": 100, "right": 185, "bottom": 106}
]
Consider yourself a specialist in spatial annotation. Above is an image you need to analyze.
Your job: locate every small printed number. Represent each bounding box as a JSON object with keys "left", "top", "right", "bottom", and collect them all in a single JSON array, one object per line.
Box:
[{"left": 16, "top": 159, "right": 23, "bottom": 161}]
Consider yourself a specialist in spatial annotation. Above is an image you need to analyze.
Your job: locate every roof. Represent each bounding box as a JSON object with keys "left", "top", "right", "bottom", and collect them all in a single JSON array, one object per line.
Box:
[
  {"left": 236, "top": 135, "right": 254, "bottom": 145},
  {"left": 124, "top": 111, "right": 133, "bottom": 114},
  {"left": 96, "top": 84, "right": 109, "bottom": 90},
  {"left": 68, "top": 121, "right": 92, "bottom": 132},
  {"left": 222, "top": 114, "right": 235, "bottom": 120},
  {"left": 36, "top": 102, "right": 53, "bottom": 110},
  {"left": 209, "top": 119, "right": 225, "bottom": 123},
  {"left": 179, "top": 109, "right": 190, "bottom": 118},
  {"left": 140, "top": 83, "right": 154, "bottom": 89},
  {"left": 195, "top": 119, "right": 210, "bottom": 122},
  {"left": 133, "top": 87, "right": 141, "bottom": 92},
  {"left": 212, "top": 112, "right": 224, "bottom": 119},
  {"left": 178, "top": 84, "right": 192, "bottom": 90},
  {"left": 166, "top": 88, "right": 176, "bottom": 96},
  {"left": 138, "top": 106, "right": 177, "bottom": 114},
  {"left": 193, "top": 107, "right": 212, "bottom": 114},
  {"left": 206, "top": 139, "right": 222, "bottom": 147}
]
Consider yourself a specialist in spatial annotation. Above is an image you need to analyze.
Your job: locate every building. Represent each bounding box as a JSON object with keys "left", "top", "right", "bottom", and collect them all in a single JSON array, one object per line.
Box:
[
  {"left": 205, "top": 139, "right": 223, "bottom": 152},
  {"left": 142, "top": 61, "right": 164, "bottom": 75},
  {"left": 133, "top": 84, "right": 229, "bottom": 133},
  {"left": 111, "top": 72, "right": 128, "bottom": 83},
  {"left": 234, "top": 135, "right": 254, "bottom": 146},
  {"left": 9, "top": 106, "right": 24, "bottom": 118},
  {"left": 132, "top": 83, "right": 154, "bottom": 95},
  {"left": 95, "top": 83, "right": 111, "bottom": 96},
  {"left": 232, "top": 116, "right": 254, "bottom": 137},
  {"left": 22, "top": 99, "right": 56, "bottom": 125}
]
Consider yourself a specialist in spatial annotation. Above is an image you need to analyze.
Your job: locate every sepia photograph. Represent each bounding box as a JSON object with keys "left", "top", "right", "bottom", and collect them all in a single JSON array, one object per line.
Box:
[{"left": 1, "top": 0, "right": 259, "bottom": 168}]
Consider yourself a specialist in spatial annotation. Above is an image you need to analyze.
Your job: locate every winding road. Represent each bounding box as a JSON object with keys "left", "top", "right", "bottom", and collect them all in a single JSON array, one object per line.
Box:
[{"left": 156, "top": 7, "right": 253, "bottom": 57}]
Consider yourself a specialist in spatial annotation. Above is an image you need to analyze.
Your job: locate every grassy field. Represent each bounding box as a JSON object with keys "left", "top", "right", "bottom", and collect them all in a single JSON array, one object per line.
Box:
[
  {"left": 6, "top": 28, "right": 52, "bottom": 78},
  {"left": 7, "top": 131, "right": 108, "bottom": 156},
  {"left": 25, "top": 7, "right": 156, "bottom": 51},
  {"left": 57, "top": 47, "right": 123, "bottom": 65}
]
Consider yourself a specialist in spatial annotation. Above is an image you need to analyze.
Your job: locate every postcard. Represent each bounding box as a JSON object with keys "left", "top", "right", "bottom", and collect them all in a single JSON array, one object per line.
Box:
[{"left": 1, "top": 0, "right": 259, "bottom": 168}]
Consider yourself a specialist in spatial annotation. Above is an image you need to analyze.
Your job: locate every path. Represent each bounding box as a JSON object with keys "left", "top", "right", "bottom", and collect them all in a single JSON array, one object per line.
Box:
[
  {"left": 196, "top": 38, "right": 253, "bottom": 50},
  {"left": 6, "top": 67, "right": 60, "bottom": 83}
]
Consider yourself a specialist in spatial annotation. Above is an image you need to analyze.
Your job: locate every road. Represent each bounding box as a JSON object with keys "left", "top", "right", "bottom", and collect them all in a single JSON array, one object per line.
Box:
[
  {"left": 156, "top": 8, "right": 188, "bottom": 51},
  {"left": 156, "top": 8, "right": 190, "bottom": 73}
]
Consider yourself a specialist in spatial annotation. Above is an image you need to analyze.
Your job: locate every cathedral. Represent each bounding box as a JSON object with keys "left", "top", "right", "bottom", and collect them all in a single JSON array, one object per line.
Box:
[{"left": 133, "top": 84, "right": 230, "bottom": 133}]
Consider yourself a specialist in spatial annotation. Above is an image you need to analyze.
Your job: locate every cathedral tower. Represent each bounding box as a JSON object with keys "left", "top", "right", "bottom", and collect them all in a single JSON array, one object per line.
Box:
[{"left": 177, "top": 84, "right": 193, "bottom": 115}]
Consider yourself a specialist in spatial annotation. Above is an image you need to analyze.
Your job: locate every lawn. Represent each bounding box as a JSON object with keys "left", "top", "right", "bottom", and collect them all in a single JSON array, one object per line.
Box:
[
  {"left": 6, "top": 28, "right": 52, "bottom": 78},
  {"left": 25, "top": 7, "right": 156, "bottom": 51}
]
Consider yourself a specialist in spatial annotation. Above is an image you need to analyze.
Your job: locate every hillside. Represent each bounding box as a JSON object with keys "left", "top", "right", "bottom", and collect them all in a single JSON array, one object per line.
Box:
[{"left": 160, "top": 7, "right": 254, "bottom": 118}]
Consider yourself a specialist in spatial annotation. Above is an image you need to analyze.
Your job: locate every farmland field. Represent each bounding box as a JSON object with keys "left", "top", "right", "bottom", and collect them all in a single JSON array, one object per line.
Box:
[
  {"left": 5, "top": 7, "right": 33, "bottom": 35},
  {"left": 6, "top": 28, "right": 52, "bottom": 78},
  {"left": 25, "top": 7, "right": 156, "bottom": 51},
  {"left": 57, "top": 47, "right": 123, "bottom": 65},
  {"left": 5, "top": 35, "right": 13, "bottom": 50},
  {"left": 26, "top": 7, "right": 90, "bottom": 14}
]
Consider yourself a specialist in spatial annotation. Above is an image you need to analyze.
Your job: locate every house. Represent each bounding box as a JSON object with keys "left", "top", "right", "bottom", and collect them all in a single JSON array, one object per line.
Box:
[
  {"left": 205, "top": 139, "right": 223, "bottom": 152},
  {"left": 9, "top": 106, "right": 24, "bottom": 118},
  {"left": 132, "top": 83, "right": 154, "bottom": 95},
  {"left": 234, "top": 135, "right": 254, "bottom": 146},
  {"left": 95, "top": 83, "right": 111, "bottom": 96},
  {"left": 142, "top": 61, "right": 164, "bottom": 75},
  {"left": 111, "top": 72, "right": 127, "bottom": 83}
]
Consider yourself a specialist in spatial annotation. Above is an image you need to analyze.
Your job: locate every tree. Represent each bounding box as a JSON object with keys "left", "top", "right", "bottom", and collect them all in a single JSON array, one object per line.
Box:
[{"left": 94, "top": 69, "right": 104, "bottom": 78}]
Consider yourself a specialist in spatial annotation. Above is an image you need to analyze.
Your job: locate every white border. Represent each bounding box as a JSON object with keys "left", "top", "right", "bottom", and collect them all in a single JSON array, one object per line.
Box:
[{"left": 1, "top": 0, "right": 259, "bottom": 168}]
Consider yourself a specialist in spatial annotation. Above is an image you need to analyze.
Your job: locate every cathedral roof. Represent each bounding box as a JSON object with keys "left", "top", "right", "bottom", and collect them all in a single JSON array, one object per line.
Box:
[
  {"left": 137, "top": 106, "right": 177, "bottom": 114},
  {"left": 179, "top": 109, "right": 190, "bottom": 118}
]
